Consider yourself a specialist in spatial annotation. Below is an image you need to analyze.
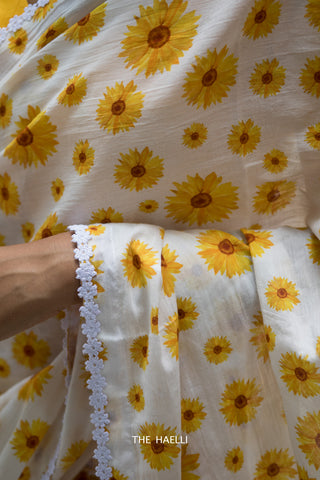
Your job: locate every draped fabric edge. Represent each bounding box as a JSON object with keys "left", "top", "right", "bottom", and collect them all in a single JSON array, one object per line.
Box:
[{"left": 68, "top": 225, "right": 112, "bottom": 480}]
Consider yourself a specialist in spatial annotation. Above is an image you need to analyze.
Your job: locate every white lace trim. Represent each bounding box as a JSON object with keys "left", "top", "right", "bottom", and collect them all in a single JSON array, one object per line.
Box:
[
  {"left": 0, "top": 0, "right": 50, "bottom": 44},
  {"left": 68, "top": 225, "right": 112, "bottom": 480}
]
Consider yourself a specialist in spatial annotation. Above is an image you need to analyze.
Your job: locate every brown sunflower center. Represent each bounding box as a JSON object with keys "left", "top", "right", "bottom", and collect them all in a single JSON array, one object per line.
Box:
[
  {"left": 314, "top": 132, "right": 320, "bottom": 142},
  {"left": 240, "top": 132, "right": 249, "bottom": 144},
  {"left": 23, "top": 344, "right": 35, "bottom": 357},
  {"left": 314, "top": 71, "right": 320, "bottom": 83},
  {"left": 161, "top": 254, "right": 167, "bottom": 267},
  {"left": 190, "top": 192, "right": 212, "bottom": 208},
  {"left": 191, "top": 132, "right": 199, "bottom": 141},
  {"left": 213, "top": 345, "right": 222, "bottom": 354},
  {"left": 1, "top": 187, "right": 9, "bottom": 201},
  {"left": 26, "top": 435, "right": 39, "bottom": 449},
  {"left": 262, "top": 72, "right": 273, "bottom": 84},
  {"left": 234, "top": 394, "right": 247, "bottom": 409},
  {"left": 17, "top": 127, "right": 33, "bottom": 146},
  {"left": 267, "top": 188, "right": 280, "bottom": 203},
  {"left": 78, "top": 13, "right": 90, "bottom": 26},
  {"left": 101, "top": 217, "right": 111, "bottom": 224},
  {"left": 178, "top": 309, "right": 185, "bottom": 320},
  {"left": 184, "top": 409, "right": 195, "bottom": 421},
  {"left": 265, "top": 333, "right": 270, "bottom": 343},
  {"left": 79, "top": 152, "right": 87, "bottom": 163},
  {"left": 142, "top": 345, "right": 148, "bottom": 357},
  {"left": 0, "top": 104, "right": 6, "bottom": 116},
  {"left": 46, "top": 28, "right": 56, "bottom": 39},
  {"left": 0, "top": 365, "right": 4, "bottom": 371},
  {"left": 277, "top": 288, "right": 287, "bottom": 298},
  {"left": 15, "top": 37, "right": 22, "bottom": 46},
  {"left": 42, "top": 228, "right": 53, "bottom": 238},
  {"left": 245, "top": 233, "right": 255, "bottom": 244},
  {"left": 152, "top": 315, "right": 158, "bottom": 326},
  {"left": 56, "top": 187, "right": 60, "bottom": 194},
  {"left": 315, "top": 433, "right": 320, "bottom": 448},
  {"left": 44, "top": 63, "right": 52, "bottom": 72},
  {"left": 111, "top": 99, "right": 126, "bottom": 116},
  {"left": 232, "top": 456, "right": 239, "bottom": 464},
  {"left": 135, "top": 393, "right": 140, "bottom": 402},
  {"left": 66, "top": 83, "right": 75, "bottom": 95},
  {"left": 267, "top": 463, "right": 280, "bottom": 477},
  {"left": 218, "top": 239, "right": 235, "bottom": 255},
  {"left": 151, "top": 439, "right": 165, "bottom": 454},
  {"left": 295, "top": 367, "right": 308, "bottom": 381},
  {"left": 255, "top": 9, "right": 267, "bottom": 24},
  {"left": 271, "top": 157, "right": 279, "bottom": 165},
  {"left": 131, "top": 165, "right": 146, "bottom": 177},
  {"left": 132, "top": 254, "right": 142, "bottom": 269},
  {"left": 148, "top": 25, "right": 170, "bottom": 49},
  {"left": 202, "top": 68, "right": 218, "bottom": 87}
]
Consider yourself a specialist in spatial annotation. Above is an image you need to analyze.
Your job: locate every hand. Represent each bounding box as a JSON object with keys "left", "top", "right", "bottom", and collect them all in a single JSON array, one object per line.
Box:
[{"left": 0, "top": 231, "right": 81, "bottom": 341}]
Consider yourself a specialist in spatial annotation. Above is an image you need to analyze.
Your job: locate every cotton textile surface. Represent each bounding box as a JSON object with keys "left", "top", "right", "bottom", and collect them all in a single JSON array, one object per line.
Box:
[{"left": 0, "top": 0, "right": 320, "bottom": 479}]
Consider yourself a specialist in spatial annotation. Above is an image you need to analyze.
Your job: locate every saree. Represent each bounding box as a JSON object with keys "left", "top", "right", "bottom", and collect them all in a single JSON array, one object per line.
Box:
[{"left": 0, "top": 0, "right": 320, "bottom": 479}]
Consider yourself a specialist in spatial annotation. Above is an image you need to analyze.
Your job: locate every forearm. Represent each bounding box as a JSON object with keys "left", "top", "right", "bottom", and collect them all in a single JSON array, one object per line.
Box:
[{"left": 0, "top": 232, "right": 80, "bottom": 340}]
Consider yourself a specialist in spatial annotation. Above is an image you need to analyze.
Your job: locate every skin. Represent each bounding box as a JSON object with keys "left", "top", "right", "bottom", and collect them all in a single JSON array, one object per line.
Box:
[{"left": 0, "top": 231, "right": 81, "bottom": 341}]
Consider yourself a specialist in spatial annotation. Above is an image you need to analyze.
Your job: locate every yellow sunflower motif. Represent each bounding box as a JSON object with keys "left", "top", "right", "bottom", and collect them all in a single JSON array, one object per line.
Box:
[
  {"left": 72, "top": 139, "right": 95, "bottom": 175},
  {"left": 250, "top": 58, "right": 286, "bottom": 97},
  {"left": 65, "top": 3, "right": 107, "bottom": 44},
  {"left": 12, "top": 331, "right": 51, "bottom": 369},
  {"left": 253, "top": 180, "right": 296, "bottom": 215},
  {"left": 297, "top": 465, "right": 316, "bottom": 480},
  {"left": 109, "top": 467, "right": 128, "bottom": 480},
  {"left": 0, "top": 172, "right": 20, "bottom": 215},
  {"left": 203, "top": 336, "right": 233, "bottom": 364},
  {"left": 177, "top": 297, "right": 199, "bottom": 331},
  {"left": 37, "top": 17, "right": 69, "bottom": 50},
  {"left": 139, "top": 200, "right": 159, "bottom": 213},
  {"left": 58, "top": 73, "right": 87, "bottom": 107},
  {"left": 130, "top": 335, "right": 149, "bottom": 370},
  {"left": 296, "top": 410, "right": 320, "bottom": 470},
  {"left": 181, "top": 397, "right": 207, "bottom": 433},
  {"left": 0, "top": 358, "right": 10, "bottom": 377},
  {"left": 11, "top": 419, "right": 50, "bottom": 462},
  {"left": 18, "top": 365, "right": 53, "bottom": 401},
  {"left": 161, "top": 244, "right": 182, "bottom": 296},
  {"left": 0, "top": 93, "right": 13, "bottom": 128},
  {"left": 86, "top": 225, "right": 106, "bottom": 236},
  {"left": 37, "top": 54, "right": 59, "bottom": 80},
  {"left": 183, "top": 46, "right": 238, "bottom": 109},
  {"left": 163, "top": 313, "right": 179, "bottom": 360},
  {"left": 119, "top": 0, "right": 200, "bottom": 77},
  {"left": 317, "top": 337, "right": 320, "bottom": 358},
  {"left": 8, "top": 29, "right": 28, "bottom": 55},
  {"left": 254, "top": 448, "right": 297, "bottom": 480},
  {"left": 138, "top": 421, "right": 180, "bottom": 470},
  {"left": 249, "top": 311, "right": 275, "bottom": 362},
  {"left": 18, "top": 466, "right": 31, "bottom": 480},
  {"left": 151, "top": 307, "right": 159, "bottom": 334},
  {"left": 305, "top": 122, "right": 320, "bottom": 150},
  {"left": 181, "top": 444, "right": 200, "bottom": 480},
  {"left": 51, "top": 178, "right": 64, "bottom": 201},
  {"left": 305, "top": 0, "right": 320, "bottom": 32},
  {"left": 300, "top": 56, "right": 320, "bottom": 98},
  {"left": 241, "top": 228, "right": 274, "bottom": 257},
  {"left": 96, "top": 80, "right": 145, "bottom": 135},
  {"left": 219, "top": 378, "right": 263, "bottom": 426},
  {"left": 22, "top": 222, "right": 35, "bottom": 242},
  {"left": 0, "top": 233, "right": 5, "bottom": 246},
  {"left": 242, "top": 0, "right": 282, "bottom": 39},
  {"left": 306, "top": 234, "right": 320, "bottom": 265},
  {"left": 127, "top": 384, "right": 145, "bottom": 412},
  {"left": 197, "top": 230, "right": 252, "bottom": 278},
  {"left": 61, "top": 440, "right": 90, "bottom": 471},
  {"left": 279, "top": 352, "right": 320, "bottom": 398},
  {"left": 263, "top": 149, "right": 288, "bottom": 173},
  {"left": 224, "top": 447, "right": 244, "bottom": 473},
  {"left": 227, "top": 118, "right": 261, "bottom": 157},
  {"left": 33, "top": 0, "right": 58, "bottom": 21},
  {"left": 165, "top": 171, "right": 239, "bottom": 226},
  {"left": 265, "top": 277, "right": 300, "bottom": 311},
  {"left": 182, "top": 122, "right": 208, "bottom": 149},
  {"left": 33, "top": 213, "right": 66, "bottom": 240},
  {"left": 121, "top": 239, "right": 158, "bottom": 288},
  {"left": 114, "top": 147, "right": 164, "bottom": 191},
  {"left": 90, "top": 207, "right": 123, "bottom": 223},
  {"left": 4, "top": 105, "right": 58, "bottom": 168}
]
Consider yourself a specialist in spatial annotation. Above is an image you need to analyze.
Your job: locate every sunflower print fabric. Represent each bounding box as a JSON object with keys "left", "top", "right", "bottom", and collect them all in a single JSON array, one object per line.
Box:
[{"left": 0, "top": 0, "right": 319, "bottom": 479}]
